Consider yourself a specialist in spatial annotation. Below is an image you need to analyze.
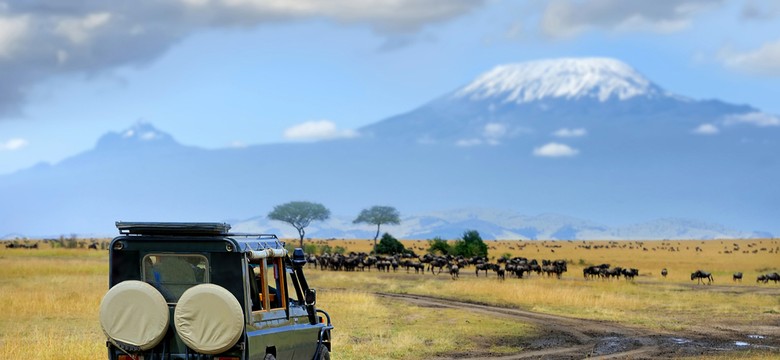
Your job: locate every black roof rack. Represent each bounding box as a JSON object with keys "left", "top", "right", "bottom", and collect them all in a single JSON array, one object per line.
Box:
[{"left": 116, "top": 221, "right": 231, "bottom": 236}]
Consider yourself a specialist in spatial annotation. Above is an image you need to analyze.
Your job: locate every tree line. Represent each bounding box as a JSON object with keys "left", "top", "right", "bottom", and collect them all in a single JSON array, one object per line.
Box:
[{"left": 266, "top": 201, "right": 488, "bottom": 257}]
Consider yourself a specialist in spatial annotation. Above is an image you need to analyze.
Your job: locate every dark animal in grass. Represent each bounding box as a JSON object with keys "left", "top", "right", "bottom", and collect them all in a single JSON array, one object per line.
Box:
[
  {"left": 449, "top": 264, "right": 459, "bottom": 280},
  {"left": 661, "top": 268, "right": 668, "bottom": 278},
  {"left": 475, "top": 263, "right": 493, "bottom": 277},
  {"left": 497, "top": 268, "right": 505, "bottom": 281},
  {"left": 764, "top": 272, "right": 780, "bottom": 284},
  {"left": 88, "top": 242, "right": 98, "bottom": 250},
  {"left": 732, "top": 272, "right": 743, "bottom": 282},
  {"left": 691, "top": 270, "right": 714, "bottom": 285},
  {"left": 583, "top": 266, "right": 602, "bottom": 279},
  {"left": 757, "top": 274, "right": 767, "bottom": 283},
  {"left": 622, "top": 268, "right": 639, "bottom": 280}
]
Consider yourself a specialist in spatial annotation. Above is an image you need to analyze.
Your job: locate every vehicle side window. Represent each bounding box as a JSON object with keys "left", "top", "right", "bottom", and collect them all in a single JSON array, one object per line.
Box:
[
  {"left": 248, "top": 264, "right": 263, "bottom": 311},
  {"left": 142, "top": 254, "right": 208, "bottom": 302},
  {"left": 265, "top": 258, "right": 286, "bottom": 310}
]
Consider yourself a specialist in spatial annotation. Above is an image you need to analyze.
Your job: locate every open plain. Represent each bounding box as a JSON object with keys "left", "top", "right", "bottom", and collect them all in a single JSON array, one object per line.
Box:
[{"left": 1, "top": 238, "right": 778, "bottom": 359}]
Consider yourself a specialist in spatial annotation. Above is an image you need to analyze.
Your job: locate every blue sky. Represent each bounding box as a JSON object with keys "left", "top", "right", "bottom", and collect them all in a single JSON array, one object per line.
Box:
[{"left": 1, "top": 0, "right": 779, "bottom": 174}]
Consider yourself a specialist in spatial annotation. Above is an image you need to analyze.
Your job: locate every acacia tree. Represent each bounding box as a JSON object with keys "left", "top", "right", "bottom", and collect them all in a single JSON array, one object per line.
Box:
[
  {"left": 353, "top": 205, "right": 401, "bottom": 247},
  {"left": 268, "top": 201, "right": 330, "bottom": 248}
]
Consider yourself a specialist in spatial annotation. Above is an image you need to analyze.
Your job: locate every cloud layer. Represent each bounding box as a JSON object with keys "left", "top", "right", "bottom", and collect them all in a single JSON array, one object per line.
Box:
[
  {"left": 539, "top": 0, "right": 723, "bottom": 38},
  {"left": 0, "top": 0, "right": 483, "bottom": 118}
]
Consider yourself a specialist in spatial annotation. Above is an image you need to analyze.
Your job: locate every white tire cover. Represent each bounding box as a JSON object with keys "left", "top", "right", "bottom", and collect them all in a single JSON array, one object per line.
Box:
[
  {"left": 174, "top": 284, "right": 244, "bottom": 355},
  {"left": 99, "top": 280, "right": 169, "bottom": 351}
]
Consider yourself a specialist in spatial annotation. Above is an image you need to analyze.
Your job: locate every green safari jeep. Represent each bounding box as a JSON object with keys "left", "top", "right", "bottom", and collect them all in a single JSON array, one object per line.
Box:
[{"left": 99, "top": 222, "right": 332, "bottom": 360}]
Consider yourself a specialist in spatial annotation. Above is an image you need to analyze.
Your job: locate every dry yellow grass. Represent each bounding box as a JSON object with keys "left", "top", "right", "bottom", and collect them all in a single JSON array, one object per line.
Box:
[
  {"left": 2, "top": 238, "right": 778, "bottom": 359},
  {"left": 0, "top": 248, "right": 107, "bottom": 359},
  {"left": 322, "top": 290, "right": 534, "bottom": 359}
]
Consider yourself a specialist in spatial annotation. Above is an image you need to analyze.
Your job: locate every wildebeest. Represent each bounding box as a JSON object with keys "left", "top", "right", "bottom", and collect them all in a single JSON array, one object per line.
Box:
[
  {"left": 88, "top": 242, "right": 98, "bottom": 250},
  {"left": 732, "top": 272, "right": 743, "bottom": 282},
  {"left": 757, "top": 274, "right": 767, "bottom": 283},
  {"left": 661, "top": 268, "right": 668, "bottom": 278},
  {"left": 759, "top": 272, "right": 780, "bottom": 284},
  {"left": 621, "top": 268, "right": 639, "bottom": 280},
  {"left": 691, "top": 270, "right": 714, "bottom": 285},
  {"left": 449, "top": 264, "right": 459, "bottom": 280}
]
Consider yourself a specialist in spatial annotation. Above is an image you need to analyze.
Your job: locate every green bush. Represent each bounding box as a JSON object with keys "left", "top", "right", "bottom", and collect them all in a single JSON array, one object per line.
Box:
[
  {"left": 427, "top": 237, "right": 451, "bottom": 255},
  {"left": 375, "top": 233, "right": 405, "bottom": 255},
  {"left": 452, "top": 230, "right": 488, "bottom": 258}
]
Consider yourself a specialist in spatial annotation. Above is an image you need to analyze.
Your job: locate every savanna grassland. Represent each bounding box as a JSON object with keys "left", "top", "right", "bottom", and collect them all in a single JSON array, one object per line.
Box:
[{"left": 1, "top": 238, "right": 778, "bottom": 359}]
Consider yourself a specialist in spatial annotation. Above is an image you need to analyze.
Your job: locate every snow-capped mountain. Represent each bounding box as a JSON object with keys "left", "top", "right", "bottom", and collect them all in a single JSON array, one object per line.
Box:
[
  {"left": 455, "top": 58, "right": 665, "bottom": 103},
  {"left": 0, "top": 57, "right": 777, "bottom": 238}
]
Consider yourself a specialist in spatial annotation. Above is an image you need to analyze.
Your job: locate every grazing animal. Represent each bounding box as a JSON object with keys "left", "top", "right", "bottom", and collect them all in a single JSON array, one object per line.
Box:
[
  {"left": 449, "top": 265, "right": 459, "bottom": 280},
  {"left": 583, "top": 266, "right": 601, "bottom": 280},
  {"left": 757, "top": 274, "right": 767, "bottom": 283},
  {"left": 732, "top": 272, "right": 743, "bottom": 282},
  {"left": 496, "top": 268, "right": 505, "bottom": 281},
  {"left": 661, "top": 268, "right": 668, "bottom": 278},
  {"left": 764, "top": 272, "right": 780, "bottom": 284},
  {"left": 88, "top": 242, "right": 98, "bottom": 250},
  {"left": 691, "top": 270, "right": 714, "bottom": 285},
  {"left": 622, "top": 268, "right": 639, "bottom": 280}
]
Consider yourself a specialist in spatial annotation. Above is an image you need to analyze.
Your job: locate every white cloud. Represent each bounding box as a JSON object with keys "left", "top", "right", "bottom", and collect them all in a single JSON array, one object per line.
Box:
[
  {"left": 229, "top": 140, "right": 248, "bottom": 148},
  {"left": 533, "top": 142, "right": 579, "bottom": 157},
  {"left": 455, "top": 138, "right": 482, "bottom": 147},
  {"left": 483, "top": 123, "right": 507, "bottom": 138},
  {"left": 1, "top": 138, "right": 28, "bottom": 151},
  {"left": 0, "top": 15, "right": 29, "bottom": 58},
  {"left": 552, "top": 127, "right": 587, "bottom": 137},
  {"left": 692, "top": 123, "right": 719, "bottom": 135},
  {"left": 719, "top": 39, "right": 780, "bottom": 76},
  {"left": 723, "top": 112, "right": 780, "bottom": 127},
  {"left": 283, "top": 120, "right": 358, "bottom": 141},
  {"left": 54, "top": 12, "right": 113, "bottom": 45},
  {"left": 539, "top": 0, "right": 721, "bottom": 38}
]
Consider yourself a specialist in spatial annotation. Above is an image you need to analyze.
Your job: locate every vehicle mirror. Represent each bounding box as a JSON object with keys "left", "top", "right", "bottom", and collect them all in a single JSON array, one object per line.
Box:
[
  {"left": 292, "top": 248, "right": 307, "bottom": 269},
  {"left": 305, "top": 288, "right": 316, "bottom": 306}
]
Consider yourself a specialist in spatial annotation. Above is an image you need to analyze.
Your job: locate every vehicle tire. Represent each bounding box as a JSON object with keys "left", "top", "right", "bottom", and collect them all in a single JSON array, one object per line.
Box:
[
  {"left": 264, "top": 354, "right": 276, "bottom": 360},
  {"left": 99, "top": 280, "right": 169, "bottom": 352},
  {"left": 317, "top": 344, "right": 331, "bottom": 360},
  {"left": 174, "top": 284, "right": 244, "bottom": 355}
]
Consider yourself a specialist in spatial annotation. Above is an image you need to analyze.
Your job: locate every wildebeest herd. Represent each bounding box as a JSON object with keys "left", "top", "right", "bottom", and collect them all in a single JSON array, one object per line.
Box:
[
  {"left": 305, "top": 250, "right": 779, "bottom": 287},
  {"left": 308, "top": 252, "right": 574, "bottom": 281},
  {"left": 4, "top": 243, "right": 38, "bottom": 249}
]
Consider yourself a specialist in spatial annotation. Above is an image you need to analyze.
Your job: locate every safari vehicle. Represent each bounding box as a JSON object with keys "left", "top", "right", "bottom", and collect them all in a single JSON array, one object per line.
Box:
[{"left": 99, "top": 222, "right": 332, "bottom": 360}]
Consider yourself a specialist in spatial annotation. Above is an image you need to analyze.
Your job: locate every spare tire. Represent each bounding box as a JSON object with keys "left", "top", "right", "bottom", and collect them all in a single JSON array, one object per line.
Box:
[
  {"left": 99, "top": 280, "right": 170, "bottom": 352},
  {"left": 174, "top": 284, "right": 244, "bottom": 355}
]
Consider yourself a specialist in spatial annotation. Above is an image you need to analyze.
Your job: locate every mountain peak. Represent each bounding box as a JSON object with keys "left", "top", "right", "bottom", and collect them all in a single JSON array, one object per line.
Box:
[
  {"left": 455, "top": 57, "right": 664, "bottom": 104},
  {"left": 95, "top": 121, "right": 177, "bottom": 150}
]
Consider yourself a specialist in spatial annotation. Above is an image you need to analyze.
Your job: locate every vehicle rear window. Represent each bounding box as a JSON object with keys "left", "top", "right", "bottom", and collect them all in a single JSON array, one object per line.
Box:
[{"left": 143, "top": 254, "right": 208, "bottom": 302}]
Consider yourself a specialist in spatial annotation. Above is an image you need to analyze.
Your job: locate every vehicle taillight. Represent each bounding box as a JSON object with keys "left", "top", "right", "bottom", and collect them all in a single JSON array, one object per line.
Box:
[{"left": 118, "top": 355, "right": 143, "bottom": 360}]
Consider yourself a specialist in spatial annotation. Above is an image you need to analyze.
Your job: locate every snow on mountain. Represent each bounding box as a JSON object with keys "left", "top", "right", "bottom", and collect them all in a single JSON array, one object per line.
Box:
[
  {"left": 455, "top": 57, "right": 665, "bottom": 103},
  {"left": 95, "top": 121, "right": 178, "bottom": 150}
]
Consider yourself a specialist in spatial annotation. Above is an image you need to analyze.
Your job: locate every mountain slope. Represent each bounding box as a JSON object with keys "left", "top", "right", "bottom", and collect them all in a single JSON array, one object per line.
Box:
[{"left": 0, "top": 58, "right": 777, "bottom": 237}]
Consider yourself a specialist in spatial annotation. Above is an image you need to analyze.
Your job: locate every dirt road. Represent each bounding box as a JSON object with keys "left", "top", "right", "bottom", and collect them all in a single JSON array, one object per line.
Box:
[{"left": 378, "top": 292, "right": 780, "bottom": 359}]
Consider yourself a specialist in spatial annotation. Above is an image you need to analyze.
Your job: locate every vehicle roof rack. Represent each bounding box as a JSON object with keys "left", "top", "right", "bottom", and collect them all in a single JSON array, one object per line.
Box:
[{"left": 116, "top": 221, "right": 231, "bottom": 236}]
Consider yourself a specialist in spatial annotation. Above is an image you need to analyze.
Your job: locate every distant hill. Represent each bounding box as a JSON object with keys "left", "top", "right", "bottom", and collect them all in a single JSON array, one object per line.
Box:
[{"left": 0, "top": 58, "right": 777, "bottom": 238}]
